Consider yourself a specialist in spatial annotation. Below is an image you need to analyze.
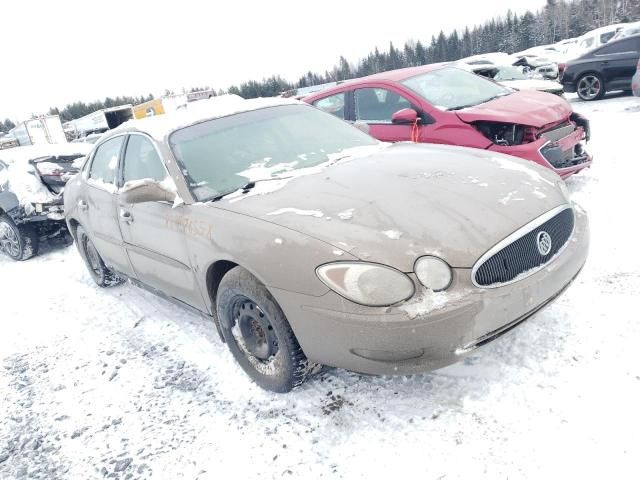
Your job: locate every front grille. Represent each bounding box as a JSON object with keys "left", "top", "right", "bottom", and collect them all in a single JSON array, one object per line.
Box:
[
  {"left": 540, "top": 122, "right": 575, "bottom": 143},
  {"left": 473, "top": 207, "right": 575, "bottom": 287}
]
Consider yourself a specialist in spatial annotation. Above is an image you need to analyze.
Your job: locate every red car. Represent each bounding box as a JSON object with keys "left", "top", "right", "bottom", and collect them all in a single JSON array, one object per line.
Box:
[{"left": 304, "top": 65, "right": 592, "bottom": 178}]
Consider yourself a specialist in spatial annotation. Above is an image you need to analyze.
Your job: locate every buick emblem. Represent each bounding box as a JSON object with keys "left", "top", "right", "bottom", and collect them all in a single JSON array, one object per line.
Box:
[{"left": 536, "top": 231, "right": 552, "bottom": 256}]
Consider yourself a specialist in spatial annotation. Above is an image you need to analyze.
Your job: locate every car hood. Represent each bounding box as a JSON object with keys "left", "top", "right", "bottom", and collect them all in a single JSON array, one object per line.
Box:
[
  {"left": 212, "top": 143, "right": 567, "bottom": 271},
  {"left": 455, "top": 90, "right": 572, "bottom": 128},
  {"left": 499, "top": 79, "right": 564, "bottom": 93}
]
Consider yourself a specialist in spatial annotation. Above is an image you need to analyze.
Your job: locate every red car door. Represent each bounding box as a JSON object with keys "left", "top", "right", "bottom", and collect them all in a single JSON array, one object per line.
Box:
[{"left": 351, "top": 84, "right": 426, "bottom": 142}]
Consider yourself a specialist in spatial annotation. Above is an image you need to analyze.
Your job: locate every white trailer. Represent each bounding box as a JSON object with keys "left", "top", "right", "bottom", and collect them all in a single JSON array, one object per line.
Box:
[
  {"left": 10, "top": 115, "right": 68, "bottom": 146},
  {"left": 67, "top": 105, "right": 134, "bottom": 138}
]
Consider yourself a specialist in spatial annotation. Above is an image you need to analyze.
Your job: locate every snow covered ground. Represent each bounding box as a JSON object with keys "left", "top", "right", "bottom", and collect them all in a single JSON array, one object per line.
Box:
[{"left": 1, "top": 94, "right": 639, "bottom": 480}]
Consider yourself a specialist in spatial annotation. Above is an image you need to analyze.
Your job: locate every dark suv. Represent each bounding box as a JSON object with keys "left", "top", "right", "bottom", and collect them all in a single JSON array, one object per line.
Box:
[
  {"left": 0, "top": 145, "right": 90, "bottom": 260},
  {"left": 562, "top": 34, "right": 640, "bottom": 100}
]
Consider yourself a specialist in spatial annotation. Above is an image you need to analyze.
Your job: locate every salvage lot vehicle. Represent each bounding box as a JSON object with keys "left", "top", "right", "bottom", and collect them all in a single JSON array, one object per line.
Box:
[
  {"left": 562, "top": 34, "right": 640, "bottom": 100},
  {"left": 64, "top": 96, "right": 589, "bottom": 392},
  {"left": 305, "top": 65, "right": 592, "bottom": 178},
  {"left": 0, "top": 144, "right": 91, "bottom": 260},
  {"left": 458, "top": 62, "right": 564, "bottom": 95}
]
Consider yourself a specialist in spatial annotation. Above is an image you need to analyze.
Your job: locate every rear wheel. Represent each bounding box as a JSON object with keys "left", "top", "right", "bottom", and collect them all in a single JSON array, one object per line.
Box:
[
  {"left": 216, "top": 267, "right": 319, "bottom": 392},
  {"left": 0, "top": 214, "right": 39, "bottom": 261},
  {"left": 576, "top": 73, "right": 605, "bottom": 101},
  {"left": 75, "top": 225, "right": 123, "bottom": 287}
]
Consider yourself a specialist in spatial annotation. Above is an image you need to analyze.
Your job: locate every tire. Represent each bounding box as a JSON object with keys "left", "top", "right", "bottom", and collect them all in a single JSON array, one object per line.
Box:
[
  {"left": 576, "top": 73, "right": 605, "bottom": 101},
  {"left": 216, "top": 267, "right": 319, "bottom": 392},
  {"left": 0, "top": 213, "right": 39, "bottom": 261},
  {"left": 75, "top": 225, "right": 123, "bottom": 287}
]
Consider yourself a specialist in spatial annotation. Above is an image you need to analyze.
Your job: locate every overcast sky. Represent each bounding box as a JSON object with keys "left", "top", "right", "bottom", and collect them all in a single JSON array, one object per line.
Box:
[{"left": 3, "top": 0, "right": 547, "bottom": 121}]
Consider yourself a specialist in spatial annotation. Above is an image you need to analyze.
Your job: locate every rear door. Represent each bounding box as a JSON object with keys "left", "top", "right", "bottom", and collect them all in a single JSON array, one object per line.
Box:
[
  {"left": 83, "top": 135, "right": 133, "bottom": 276},
  {"left": 117, "top": 133, "right": 206, "bottom": 310},
  {"left": 595, "top": 38, "right": 640, "bottom": 89}
]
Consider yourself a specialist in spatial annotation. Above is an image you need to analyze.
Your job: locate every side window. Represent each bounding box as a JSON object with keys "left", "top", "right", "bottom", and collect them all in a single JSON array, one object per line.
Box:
[
  {"left": 596, "top": 39, "right": 635, "bottom": 55},
  {"left": 600, "top": 31, "right": 616, "bottom": 44},
  {"left": 122, "top": 135, "right": 167, "bottom": 184},
  {"left": 354, "top": 88, "right": 412, "bottom": 123},
  {"left": 580, "top": 37, "right": 594, "bottom": 49},
  {"left": 89, "top": 136, "right": 125, "bottom": 185},
  {"left": 313, "top": 93, "right": 345, "bottom": 119}
]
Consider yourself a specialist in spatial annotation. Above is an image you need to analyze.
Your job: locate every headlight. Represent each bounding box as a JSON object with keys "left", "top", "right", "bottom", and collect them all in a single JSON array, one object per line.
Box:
[
  {"left": 414, "top": 256, "right": 453, "bottom": 292},
  {"left": 316, "top": 262, "right": 415, "bottom": 307},
  {"left": 472, "top": 121, "right": 525, "bottom": 146}
]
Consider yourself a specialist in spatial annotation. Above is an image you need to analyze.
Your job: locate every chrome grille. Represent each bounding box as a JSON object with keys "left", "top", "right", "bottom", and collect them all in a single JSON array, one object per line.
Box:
[{"left": 473, "top": 206, "right": 575, "bottom": 287}]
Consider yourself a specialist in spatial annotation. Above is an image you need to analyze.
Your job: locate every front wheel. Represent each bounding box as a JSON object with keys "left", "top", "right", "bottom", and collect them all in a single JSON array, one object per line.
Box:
[
  {"left": 0, "top": 214, "right": 39, "bottom": 261},
  {"left": 576, "top": 73, "right": 605, "bottom": 101},
  {"left": 216, "top": 267, "right": 319, "bottom": 392},
  {"left": 75, "top": 225, "right": 123, "bottom": 287}
]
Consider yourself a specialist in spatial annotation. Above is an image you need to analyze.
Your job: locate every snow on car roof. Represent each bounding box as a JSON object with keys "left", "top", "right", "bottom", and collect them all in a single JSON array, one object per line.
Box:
[{"left": 112, "top": 94, "right": 302, "bottom": 141}]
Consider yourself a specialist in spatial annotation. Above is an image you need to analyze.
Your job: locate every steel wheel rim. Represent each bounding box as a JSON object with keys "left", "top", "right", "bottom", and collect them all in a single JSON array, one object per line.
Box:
[
  {"left": 83, "top": 237, "right": 102, "bottom": 275},
  {"left": 577, "top": 75, "right": 601, "bottom": 100},
  {"left": 230, "top": 297, "right": 279, "bottom": 362},
  {"left": 0, "top": 222, "right": 20, "bottom": 257}
]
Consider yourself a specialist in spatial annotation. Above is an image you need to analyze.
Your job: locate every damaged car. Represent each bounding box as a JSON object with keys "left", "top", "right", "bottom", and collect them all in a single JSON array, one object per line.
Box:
[
  {"left": 0, "top": 143, "right": 91, "bottom": 260},
  {"left": 304, "top": 65, "right": 592, "bottom": 178},
  {"left": 64, "top": 96, "right": 589, "bottom": 392},
  {"left": 458, "top": 62, "right": 564, "bottom": 95}
]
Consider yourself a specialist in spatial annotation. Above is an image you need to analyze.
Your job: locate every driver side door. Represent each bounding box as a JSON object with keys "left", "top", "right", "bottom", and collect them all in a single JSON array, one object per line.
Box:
[
  {"left": 117, "top": 133, "right": 206, "bottom": 310},
  {"left": 352, "top": 86, "right": 424, "bottom": 142}
]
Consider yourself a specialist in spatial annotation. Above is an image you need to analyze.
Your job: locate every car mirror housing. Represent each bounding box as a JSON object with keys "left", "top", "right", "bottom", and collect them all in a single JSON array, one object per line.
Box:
[
  {"left": 391, "top": 108, "right": 419, "bottom": 125},
  {"left": 120, "top": 179, "right": 175, "bottom": 204}
]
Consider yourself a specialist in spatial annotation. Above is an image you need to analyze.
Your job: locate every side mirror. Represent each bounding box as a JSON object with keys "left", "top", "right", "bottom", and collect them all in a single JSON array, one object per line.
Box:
[
  {"left": 120, "top": 179, "right": 175, "bottom": 204},
  {"left": 391, "top": 108, "right": 419, "bottom": 125}
]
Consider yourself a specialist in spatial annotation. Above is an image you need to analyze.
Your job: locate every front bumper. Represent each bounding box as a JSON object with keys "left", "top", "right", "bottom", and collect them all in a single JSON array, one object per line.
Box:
[
  {"left": 272, "top": 207, "right": 589, "bottom": 375},
  {"left": 488, "top": 126, "right": 592, "bottom": 179}
]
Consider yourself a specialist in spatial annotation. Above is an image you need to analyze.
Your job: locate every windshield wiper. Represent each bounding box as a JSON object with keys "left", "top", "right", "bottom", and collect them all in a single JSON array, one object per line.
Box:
[
  {"left": 207, "top": 177, "right": 291, "bottom": 203},
  {"left": 448, "top": 92, "right": 513, "bottom": 111},
  {"left": 447, "top": 103, "right": 479, "bottom": 111}
]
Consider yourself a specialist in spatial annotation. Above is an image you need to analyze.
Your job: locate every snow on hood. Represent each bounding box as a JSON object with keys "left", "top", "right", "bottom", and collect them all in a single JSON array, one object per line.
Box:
[
  {"left": 455, "top": 89, "right": 572, "bottom": 128},
  {"left": 212, "top": 143, "right": 567, "bottom": 271},
  {"left": 0, "top": 144, "right": 92, "bottom": 209},
  {"left": 112, "top": 95, "right": 301, "bottom": 141}
]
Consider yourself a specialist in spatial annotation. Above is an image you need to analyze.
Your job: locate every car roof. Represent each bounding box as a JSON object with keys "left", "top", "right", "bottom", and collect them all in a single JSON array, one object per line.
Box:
[
  {"left": 303, "top": 63, "right": 447, "bottom": 100},
  {"left": 357, "top": 63, "right": 446, "bottom": 82},
  {"left": 103, "top": 94, "right": 302, "bottom": 142}
]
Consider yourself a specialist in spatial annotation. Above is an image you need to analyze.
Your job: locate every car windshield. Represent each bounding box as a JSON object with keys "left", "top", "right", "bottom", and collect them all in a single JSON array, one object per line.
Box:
[
  {"left": 169, "top": 104, "right": 378, "bottom": 202},
  {"left": 402, "top": 67, "right": 512, "bottom": 111},
  {"left": 494, "top": 65, "right": 528, "bottom": 81}
]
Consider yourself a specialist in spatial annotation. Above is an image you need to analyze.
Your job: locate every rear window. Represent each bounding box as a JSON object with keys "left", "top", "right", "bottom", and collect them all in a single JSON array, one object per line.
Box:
[{"left": 313, "top": 93, "right": 346, "bottom": 119}]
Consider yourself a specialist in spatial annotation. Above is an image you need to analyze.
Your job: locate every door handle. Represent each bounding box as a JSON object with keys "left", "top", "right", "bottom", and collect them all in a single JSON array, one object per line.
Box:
[
  {"left": 601, "top": 61, "right": 610, "bottom": 64},
  {"left": 78, "top": 200, "right": 88, "bottom": 211},
  {"left": 119, "top": 209, "right": 133, "bottom": 224}
]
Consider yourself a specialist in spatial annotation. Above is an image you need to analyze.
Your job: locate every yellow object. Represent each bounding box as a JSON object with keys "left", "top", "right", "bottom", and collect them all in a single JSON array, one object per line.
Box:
[{"left": 133, "top": 98, "right": 165, "bottom": 119}]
